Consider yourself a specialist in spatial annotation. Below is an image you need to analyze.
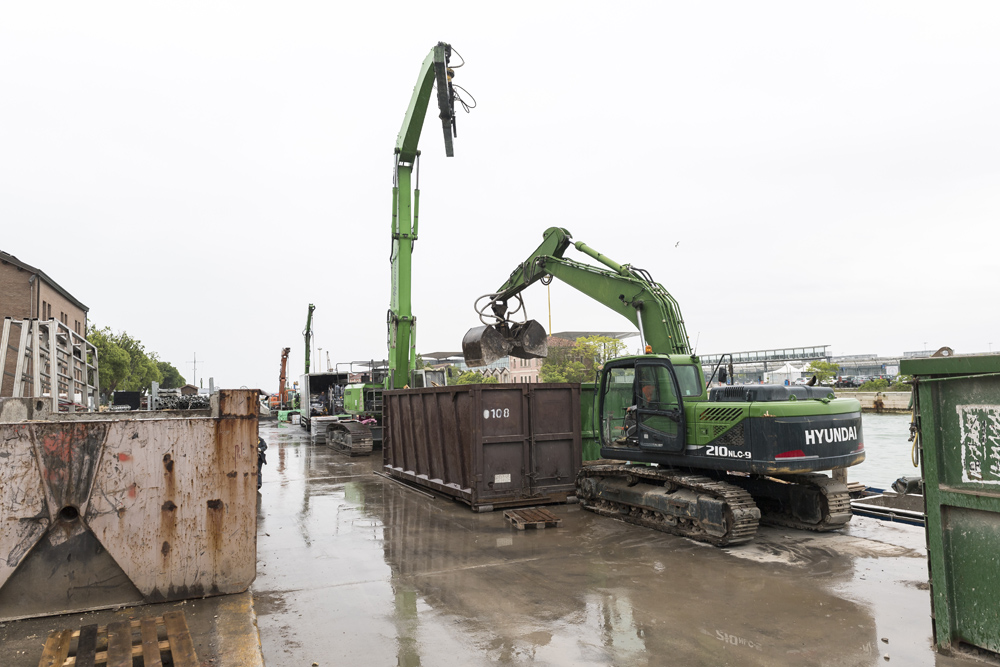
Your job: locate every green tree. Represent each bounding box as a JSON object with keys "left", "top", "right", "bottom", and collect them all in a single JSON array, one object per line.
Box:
[
  {"left": 806, "top": 360, "right": 840, "bottom": 384},
  {"left": 156, "top": 361, "right": 186, "bottom": 389},
  {"left": 574, "top": 336, "right": 627, "bottom": 365},
  {"left": 109, "top": 331, "right": 158, "bottom": 391},
  {"left": 540, "top": 335, "right": 625, "bottom": 383},
  {"left": 86, "top": 325, "right": 170, "bottom": 399},
  {"left": 453, "top": 370, "right": 498, "bottom": 385},
  {"left": 859, "top": 378, "right": 890, "bottom": 392},
  {"left": 86, "top": 326, "right": 130, "bottom": 399},
  {"left": 890, "top": 375, "right": 912, "bottom": 391}
]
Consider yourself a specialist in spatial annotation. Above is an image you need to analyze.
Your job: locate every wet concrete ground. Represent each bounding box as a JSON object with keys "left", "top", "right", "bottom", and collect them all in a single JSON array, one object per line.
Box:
[{"left": 254, "top": 421, "right": 969, "bottom": 667}]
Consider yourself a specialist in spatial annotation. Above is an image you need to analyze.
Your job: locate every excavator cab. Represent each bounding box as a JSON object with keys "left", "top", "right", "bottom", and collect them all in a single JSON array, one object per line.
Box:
[{"left": 599, "top": 357, "right": 686, "bottom": 454}]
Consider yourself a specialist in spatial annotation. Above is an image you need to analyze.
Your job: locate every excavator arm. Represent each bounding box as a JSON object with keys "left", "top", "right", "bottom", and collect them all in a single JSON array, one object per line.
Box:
[
  {"left": 463, "top": 227, "right": 691, "bottom": 366},
  {"left": 388, "top": 42, "right": 465, "bottom": 389}
]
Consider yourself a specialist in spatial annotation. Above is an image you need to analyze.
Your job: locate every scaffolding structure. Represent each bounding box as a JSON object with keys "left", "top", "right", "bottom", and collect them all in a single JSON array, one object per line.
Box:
[{"left": 0, "top": 317, "right": 99, "bottom": 411}]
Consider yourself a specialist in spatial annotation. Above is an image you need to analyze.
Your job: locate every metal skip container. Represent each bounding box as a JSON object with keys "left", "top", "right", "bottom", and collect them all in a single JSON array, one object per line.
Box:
[
  {"left": 902, "top": 354, "right": 1000, "bottom": 657},
  {"left": 382, "top": 384, "right": 582, "bottom": 511},
  {"left": 0, "top": 389, "right": 259, "bottom": 621}
]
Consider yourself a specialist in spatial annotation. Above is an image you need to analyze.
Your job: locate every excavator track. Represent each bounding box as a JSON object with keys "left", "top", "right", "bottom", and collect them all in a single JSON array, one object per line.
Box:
[
  {"left": 326, "top": 421, "right": 374, "bottom": 457},
  {"left": 722, "top": 472, "right": 853, "bottom": 532},
  {"left": 576, "top": 464, "right": 760, "bottom": 547}
]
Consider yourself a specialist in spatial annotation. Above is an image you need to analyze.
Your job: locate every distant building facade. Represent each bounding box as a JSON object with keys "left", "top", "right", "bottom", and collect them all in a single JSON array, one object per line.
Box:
[
  {"left": 1, "top": 251, "right": 89, "bottom": 399},
  {"left": 0, "top": 250, "right": 88, "bottom": 336}
]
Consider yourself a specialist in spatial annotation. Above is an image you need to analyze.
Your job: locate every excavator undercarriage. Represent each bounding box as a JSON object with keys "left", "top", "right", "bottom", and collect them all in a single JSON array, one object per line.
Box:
[
  {"left": 576, "top": 464, "right": 853, "bottom": 546},
  {"left": 326, "top": 421, "right": 374, "bottom": 457}
]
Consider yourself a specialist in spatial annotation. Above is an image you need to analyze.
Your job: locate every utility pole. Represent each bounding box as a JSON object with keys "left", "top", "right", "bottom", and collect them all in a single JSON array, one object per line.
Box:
[{"left": 188, "top": 353, "right": 205, "bottom": 387}]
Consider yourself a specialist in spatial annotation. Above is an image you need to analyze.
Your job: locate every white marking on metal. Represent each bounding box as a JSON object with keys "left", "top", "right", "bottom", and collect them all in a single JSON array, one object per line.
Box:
[{"left": 956, "top": 404, "right": 1000, "bottom": 485}]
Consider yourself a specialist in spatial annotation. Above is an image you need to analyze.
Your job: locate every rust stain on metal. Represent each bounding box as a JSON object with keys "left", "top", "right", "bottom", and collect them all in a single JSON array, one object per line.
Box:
[{"left": 0, "top": 388, "right": 259, "bottom": 621}]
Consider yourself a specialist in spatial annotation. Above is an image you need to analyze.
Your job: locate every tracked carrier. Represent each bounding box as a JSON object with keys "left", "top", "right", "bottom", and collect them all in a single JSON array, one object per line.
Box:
[{"left": 326, "top": 420, "right": 375, "bottom": 457}]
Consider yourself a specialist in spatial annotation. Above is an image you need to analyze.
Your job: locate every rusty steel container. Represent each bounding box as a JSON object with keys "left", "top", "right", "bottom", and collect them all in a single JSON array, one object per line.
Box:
[
  {"left": 382, "top": 383, "right": 582, "bottom": 511},
  {"left": 0, "top": 389, "right": 259, "bottom": 621}
]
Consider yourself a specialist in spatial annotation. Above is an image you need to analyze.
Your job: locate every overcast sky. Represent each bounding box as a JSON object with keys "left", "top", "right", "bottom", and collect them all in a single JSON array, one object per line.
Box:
[{"left": 2, "top": 2, "right": 998, "bottom": 392}]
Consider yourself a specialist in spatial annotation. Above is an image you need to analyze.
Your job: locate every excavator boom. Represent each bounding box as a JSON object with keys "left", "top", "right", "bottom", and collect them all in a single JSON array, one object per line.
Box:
[
  {"left": 463, "top": 227, "right": 690, "bottom": 366},
  {"left": 388, "top": 42, "right": 467, "bottom": 389}
]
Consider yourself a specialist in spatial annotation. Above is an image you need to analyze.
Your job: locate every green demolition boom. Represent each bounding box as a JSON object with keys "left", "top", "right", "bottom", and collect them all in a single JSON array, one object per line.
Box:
[
  {"left": 463, "top": 227, "right": 865, "bottom": 546},
  {"left": 387, "top": 41, "right": 461, "bottom": 391},
  {"left": 323, "top": 43, "right": 465, "bottom": 456}
]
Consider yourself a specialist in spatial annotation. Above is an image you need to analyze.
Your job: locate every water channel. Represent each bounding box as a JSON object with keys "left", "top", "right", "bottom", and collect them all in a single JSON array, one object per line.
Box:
[{"left": 849, "top": 413, "right": 921, "bottom": 490}]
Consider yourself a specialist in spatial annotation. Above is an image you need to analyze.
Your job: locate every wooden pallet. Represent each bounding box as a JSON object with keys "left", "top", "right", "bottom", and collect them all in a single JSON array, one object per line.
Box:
[
  {"left": 38, "top": 610, "right": 197, "bottom": 667},
  {"left": 504, "top": 507, "right": 562, "bottom": 530}
]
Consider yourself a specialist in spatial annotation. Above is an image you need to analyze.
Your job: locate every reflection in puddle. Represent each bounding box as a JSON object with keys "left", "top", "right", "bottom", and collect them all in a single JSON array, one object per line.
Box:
[{"left": 253, "top": 421, "right": 941, "bottom": 666}]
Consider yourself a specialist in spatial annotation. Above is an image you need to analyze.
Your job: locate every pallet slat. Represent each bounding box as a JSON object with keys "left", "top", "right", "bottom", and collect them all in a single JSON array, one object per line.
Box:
[
  {"left": 140, "top": 617, "right": 162, "bottom": 667},
  {"left": 163, "top": 611, "right": 198, "bottom": 667},
  {"left": 37, "top": 629, "right": 72, "bottom": 667},
  {"left": 105, "top": 621, "right": 132, "bottom": 667},
  {"left": 74, "top": 625, "right": 98, "bottom": 667},
  {"left": 504, "top": 508, "right": 562, "bottom": 530},
  {"left": 64, "top": 639, "right": 171, "bottom": 666},
  {"left": 41, "top": 612, "right": 194, "bottom": 667}
]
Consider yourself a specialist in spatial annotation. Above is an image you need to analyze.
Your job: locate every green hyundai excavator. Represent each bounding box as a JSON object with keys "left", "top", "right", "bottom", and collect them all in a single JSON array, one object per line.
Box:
[{"left": 463, "top": 227, "right": 865, "bottom": 546}]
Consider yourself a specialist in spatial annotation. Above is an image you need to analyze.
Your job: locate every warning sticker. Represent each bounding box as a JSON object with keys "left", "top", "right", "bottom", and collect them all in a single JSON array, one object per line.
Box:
[
  {"left": 494, "top": 473, "right": 511, "bottom": 484},
  {"left": 957, "top": 404, "right": 1000, "bottom": 485}
]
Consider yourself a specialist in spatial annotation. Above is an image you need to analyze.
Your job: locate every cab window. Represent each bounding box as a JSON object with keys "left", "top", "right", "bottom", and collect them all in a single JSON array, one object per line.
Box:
[
  {"left": 674, "top": 365, "right": 702, "bottom": 397},
  {"left": 636, "top": 364, "right": 676, "bottom": 409}
]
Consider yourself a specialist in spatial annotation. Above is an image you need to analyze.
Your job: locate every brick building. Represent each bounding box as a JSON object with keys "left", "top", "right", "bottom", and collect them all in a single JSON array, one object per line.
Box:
[
  {"left": 1, "top": 251, "right": 90, "bottom": 399},
  {"left": 0, "top": 250, "right": 89, "bottom": 335}
]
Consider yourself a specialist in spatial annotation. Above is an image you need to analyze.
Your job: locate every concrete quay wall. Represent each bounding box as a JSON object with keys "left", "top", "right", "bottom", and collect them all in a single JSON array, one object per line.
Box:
[{"left": 835, "top": 390, "right": 911, "bottom": 412}]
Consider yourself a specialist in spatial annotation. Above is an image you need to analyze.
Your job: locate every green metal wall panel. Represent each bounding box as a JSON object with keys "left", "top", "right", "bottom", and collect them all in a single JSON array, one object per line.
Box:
[
  {"left": 901, "top": 354, "right": 1000, "bottom": 657},
  {"left": 580, "top": 383, "right": 600, "bottom": 461}
]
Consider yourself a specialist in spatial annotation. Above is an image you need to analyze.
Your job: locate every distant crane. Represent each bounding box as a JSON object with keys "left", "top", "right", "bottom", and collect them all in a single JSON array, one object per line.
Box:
[
  {"left": 276, "top": 347, "right": 291, "bottom": 409},
  {"left": 304, "top": 304, "right": 315, "bottom": 373}
]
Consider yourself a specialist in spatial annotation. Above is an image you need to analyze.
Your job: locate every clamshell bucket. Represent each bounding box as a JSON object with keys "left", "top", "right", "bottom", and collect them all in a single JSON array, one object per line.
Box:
[
  {"left": 462, "top": 320, "right": 549, "bottom": 367},
  {"left": 463, "top": 325, "right": 512, "bottom": 367},
  {"left": 508, "top": 320, "right": 548, "bottom": 360}
]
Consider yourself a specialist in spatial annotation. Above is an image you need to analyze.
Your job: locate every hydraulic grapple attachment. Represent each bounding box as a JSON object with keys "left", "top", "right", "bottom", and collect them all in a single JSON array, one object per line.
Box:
[{"left": 462, "top": 320, "right": 549, "bottom": 367}]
